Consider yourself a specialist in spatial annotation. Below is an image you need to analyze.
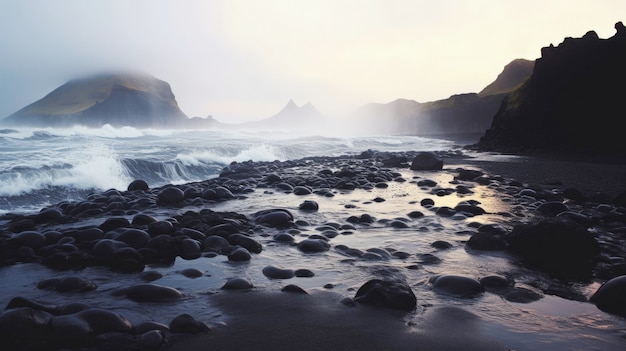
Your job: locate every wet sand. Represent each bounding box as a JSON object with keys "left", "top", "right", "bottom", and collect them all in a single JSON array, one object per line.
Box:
[{"left": 164, "top": 290, "right": 509, "bottom": 351}]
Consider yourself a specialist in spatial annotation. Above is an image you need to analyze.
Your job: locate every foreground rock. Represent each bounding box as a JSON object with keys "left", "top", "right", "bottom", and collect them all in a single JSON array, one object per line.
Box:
[
  {"left": 354, "top": 279, "right": 417, "bottom": 311},
  {"left": 590, "top": 275, "right": 626, "bottom": 317},
  {"left": 504, "top": 218, "right": 600, "bottom": 279}
]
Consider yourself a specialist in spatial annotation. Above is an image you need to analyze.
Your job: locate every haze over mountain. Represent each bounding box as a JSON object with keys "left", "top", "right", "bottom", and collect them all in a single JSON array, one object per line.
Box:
[
  {"left": 237, "top": 99, "right": 327, "bottom": 131},
  {"left": 476, "top": 22, "right": 626, "bottom": 159},
  {"left": 0, "top": 73, "right": 219, "bottom": 129},
  {"left": 352, "top": 58, "right": 534, "bottom": 135}
]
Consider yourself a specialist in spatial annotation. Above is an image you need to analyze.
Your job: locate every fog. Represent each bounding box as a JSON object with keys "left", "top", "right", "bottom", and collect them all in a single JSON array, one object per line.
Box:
[{"left": 1, "top": 0, "right": 624, "bottom": 123}]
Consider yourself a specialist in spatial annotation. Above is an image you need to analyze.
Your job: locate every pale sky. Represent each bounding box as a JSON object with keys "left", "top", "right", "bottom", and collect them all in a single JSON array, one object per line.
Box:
[{"left": 0, "top": 0, "right": 624, "bottom": 123}]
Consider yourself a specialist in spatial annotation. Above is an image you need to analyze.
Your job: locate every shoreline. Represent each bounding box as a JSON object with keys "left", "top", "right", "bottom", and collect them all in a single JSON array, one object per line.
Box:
[{"left": 1, "top": 148, "right": 625, "bottom": 350}]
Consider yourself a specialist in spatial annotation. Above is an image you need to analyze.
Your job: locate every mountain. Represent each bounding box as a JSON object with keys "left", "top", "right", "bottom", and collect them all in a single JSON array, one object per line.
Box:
[
  {"left": 1, "top": 73, "right": 193, "bottom": 128},
  {"left": 353, "top": 59, "right": 534, "bottom": 136},
  {"left": 476, "top": 22, "right": 626, "bottom": 159},
  {"left": 239, "top": 99, "right": 327, "bottom": 131}
]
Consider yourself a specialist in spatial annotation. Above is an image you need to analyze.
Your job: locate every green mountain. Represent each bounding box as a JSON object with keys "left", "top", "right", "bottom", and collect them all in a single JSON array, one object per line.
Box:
[
  {"left": 1, "top": 73, "right": 193, "bottom": 128},
  {"left": 476, "top": 22, "right": 626, "bottom": 159}
]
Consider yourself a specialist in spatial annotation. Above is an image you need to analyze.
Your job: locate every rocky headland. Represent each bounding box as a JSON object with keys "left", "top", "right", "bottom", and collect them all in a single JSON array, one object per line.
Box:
[
  {"left": 476, "top": 22, "right": 626, "bottom": 160},
  {"left": 0, "top": 73, "right": 220, "bottom": 129}
]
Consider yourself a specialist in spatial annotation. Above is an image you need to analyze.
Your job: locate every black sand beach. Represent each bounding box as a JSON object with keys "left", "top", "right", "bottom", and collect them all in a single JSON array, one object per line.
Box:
[{"left": 1, "top": 149, "right": 626, "bottom": 351}]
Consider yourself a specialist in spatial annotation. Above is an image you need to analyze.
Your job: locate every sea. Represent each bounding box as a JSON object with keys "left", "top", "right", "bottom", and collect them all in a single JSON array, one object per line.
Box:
[
  {"left": 1, "top": 125, "right": 624, "bottom": 350},
  {"left": 0, "top": 125, "right": 457, "bottom": 214}
]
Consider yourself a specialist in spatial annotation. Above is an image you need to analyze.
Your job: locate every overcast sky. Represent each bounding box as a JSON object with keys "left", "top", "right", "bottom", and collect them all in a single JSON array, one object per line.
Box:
[{"left": 1, "top": 0, "right": 624, "bottom": 123}]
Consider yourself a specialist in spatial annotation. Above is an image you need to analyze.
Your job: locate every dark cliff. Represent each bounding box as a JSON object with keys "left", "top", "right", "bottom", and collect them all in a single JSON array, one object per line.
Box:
[
  {"left": 476, "top": 22, "right": 626, "bottom": 159},
  {"left": 1, "top": 73, "right": 190, "bottom": 128}
]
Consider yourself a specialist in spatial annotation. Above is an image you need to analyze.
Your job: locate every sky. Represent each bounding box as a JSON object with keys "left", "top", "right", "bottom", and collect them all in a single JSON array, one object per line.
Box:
[{"left": 0, "top": 1, "right": 625, "bottom": 123}]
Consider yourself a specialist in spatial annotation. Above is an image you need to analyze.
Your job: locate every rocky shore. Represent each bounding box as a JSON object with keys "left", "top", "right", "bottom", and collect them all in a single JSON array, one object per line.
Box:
[{"left": 1, "top": 149, "right": 625, "bottom": 350}]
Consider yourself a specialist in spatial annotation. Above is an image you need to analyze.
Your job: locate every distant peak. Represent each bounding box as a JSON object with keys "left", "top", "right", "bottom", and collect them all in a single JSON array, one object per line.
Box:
[{"left": 286, "top": 99, "right": 298, "bottom": 108}]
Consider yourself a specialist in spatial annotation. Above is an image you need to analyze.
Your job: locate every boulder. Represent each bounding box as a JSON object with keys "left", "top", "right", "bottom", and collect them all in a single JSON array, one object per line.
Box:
[
  {"left": 590, "top": 275, "right": 626, "bottom": 317},
  {"left": 430, "top": 275, "right": 484, "bottom": 298},
  {"left": 410, "top": 152, "right": 443, "bottom": 171},
  {"left": 504, "top": 218, "right": 600, "bottom": 279},
  {"left": 354, "top": 279, "right": 417, "bottom": 311}
]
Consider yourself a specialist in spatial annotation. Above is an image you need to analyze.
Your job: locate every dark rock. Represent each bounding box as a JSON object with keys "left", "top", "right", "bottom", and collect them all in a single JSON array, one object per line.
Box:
[
  {"left": 504, "top": 288, "right": 544, "bottom": 303},
  {"left": 479, "top": 275, "right": 512, "bottom": 290},
  {"left": 537, "top": 202, "right": 568, "bottom": 217},
  {"left": 298, "top": 200, "right": 319, "bottom": 211},
  {"left": 228, "top": 233, "right": 262, "bottom": 253},
  {"left": 273, "top": 233, "right": 295, "bottom": 243},
  {"left": 476, "top": 22, "right": 626, "bottom": 159},
  {"left": 180, "top": 238, "right": 202, "bottom": 260},
  {"left": 157, "top": 187, "right": 185, "bottom": 205},
  {"left": 354, "top": 279, "right": 417, "bottom": 311},
  {"left": 148, "top": 221, "right": 175, "bottom": 236},
  {"left": 466, "top": 232, "right": 506, "bottom": 251},
  {"left": 138, "top": 270, "right": 163, "bottom": 282},
  {"left": 227, "top": 247, "right": 252, "bottom": 262},
  {"left": 253, "top": 209, "right": 294, "bottom": 228},
  {"left": 36, "top": 277, "right": 97, "bottom": 292},
  {"left": 14, "top": 231, "right": 46, "bottom": 248},
  {"left": 410, "top": 152, "right": 443, "bottom": 170},
  {"left": 262, "top": 265, "right": 295, "bottom": 279},
  {"left": 169, "top": 314, "right": 210, "bottom": 334},
  {"left": 113, "top": 283, "right": 183, "bottom": 302},
  {"left": 590, "top": 275, "right": 626, "bottom": 317},
  {"left": 99, "top": 217, "right": 131, "bottom": 233},
  {"left": 504, "top": 218, "right": 600, "bottom": 279},
  {"left": 282, "top": 284, "right": 308, "bottom": 294},
  {"left": 111, "top": 228, "right": 151, "bottom": 249},
  {"left": 431, "top": 240, "right": 453, "bottom": 249},
  {"left": 127, "top": 180, "right": 149, "bottom": 192},
  {"left": 430, "top": 274, "right": 484, "bottom": 298},
  {"left": 221, "top": 277, "right": 254, "bottom": 290},
  {"left": 294, "top": 269, "right": 315, "bottom": 277},
  {"left": 297, "top": 238, "right": 330, "bottom": 253}
]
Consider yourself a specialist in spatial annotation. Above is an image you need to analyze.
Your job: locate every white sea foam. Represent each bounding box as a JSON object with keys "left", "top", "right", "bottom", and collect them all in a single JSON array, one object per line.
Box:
[
  {"left": 0, "top": 143, "right": 130, "bottom": 196},
  {"left": 176, "top": 143, "right": 284, "bottom": 167}
]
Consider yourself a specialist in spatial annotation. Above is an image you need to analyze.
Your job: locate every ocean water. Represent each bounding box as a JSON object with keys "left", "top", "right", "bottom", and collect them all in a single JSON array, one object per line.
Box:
[
  {"left": 0, "top": 125, "right": 455, "bottom": 214},
  {"left": 1, "top": 125, "right": 624, "bottom": 350}
]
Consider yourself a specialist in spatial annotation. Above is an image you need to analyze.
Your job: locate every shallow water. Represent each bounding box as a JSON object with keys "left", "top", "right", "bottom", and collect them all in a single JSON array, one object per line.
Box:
[{"left": 1, "top": 161, "right": 624, "bottom": 350}]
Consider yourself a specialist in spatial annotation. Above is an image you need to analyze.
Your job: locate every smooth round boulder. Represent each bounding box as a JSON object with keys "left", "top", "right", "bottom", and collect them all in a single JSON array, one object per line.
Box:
[
  {"left": 14, "top": 231, "right": 46, "bottom": 248},
  {"left": 113, "top": 283, "right": 183, "bottom": 302},
  {"left": 113, "top": 228, "right": 151, "bottom": 249},
  {"left": 354, "top": 279, "right": 417, "bottom": 311},
  {"left": 282, "top": 284, "right": 308, "bottom": 294},
  {"left": 262, "top": 265, "right": 295, "bottom": 279},
  {"left": 169, "top": 314, "right": 210, "bottom": 334},
  {"left": 297, "top": 238, "right": 331, "bottom": 253},
  {"left": 180, "top": 268, "right": 204, "bottom": 278},
  {"left": 227, "top": 247, "right": 252, "bottom": 262},
  {"left": 253, "top": 209, "right": 294, "bottom": 228},
  {"left": 180, "top": 238, "right": 202, "bottom": 260},
  {"left": 590, "top": 275, "right": 626, "bottom": 317},
  {"left": 537, "top": 201, "right": 568, "bottom": 217},
  {"left": 298, "top": 200, "right": 319, "bottom": 212},
  {"left": 466, "top": 232, "right": 506, "bottom": 251},
  {"left": 157, "top": 187, "right": 185, "bottom": 205},
  {"left": 505, "top": 218, "right": 600, "bottom": 279},
  {"left": 227, "top": 233, "right": 262, "bottom": 253},
  {"left": 430, "top": 274, "right": 484, "bottom": 298},
  {"left": 75, "top": 308, "right": 132, "bottom": 334},
  {"left": 221, "top": 277, "right": 254, "bottom": 290},
  {"left": 128, "top": 179, "right": 149, "bottom": 192},
  {"left": 36, "top": 277, "right": 97, "bottom": 292},
  {"left": 410, "top": 152, "right": 443, "bottom": 171}
]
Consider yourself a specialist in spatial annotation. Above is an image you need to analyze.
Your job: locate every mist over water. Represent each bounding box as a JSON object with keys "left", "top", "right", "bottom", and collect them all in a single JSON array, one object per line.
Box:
[{"left": 0, "top": 125, "right": 456, "bottom": 213}]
